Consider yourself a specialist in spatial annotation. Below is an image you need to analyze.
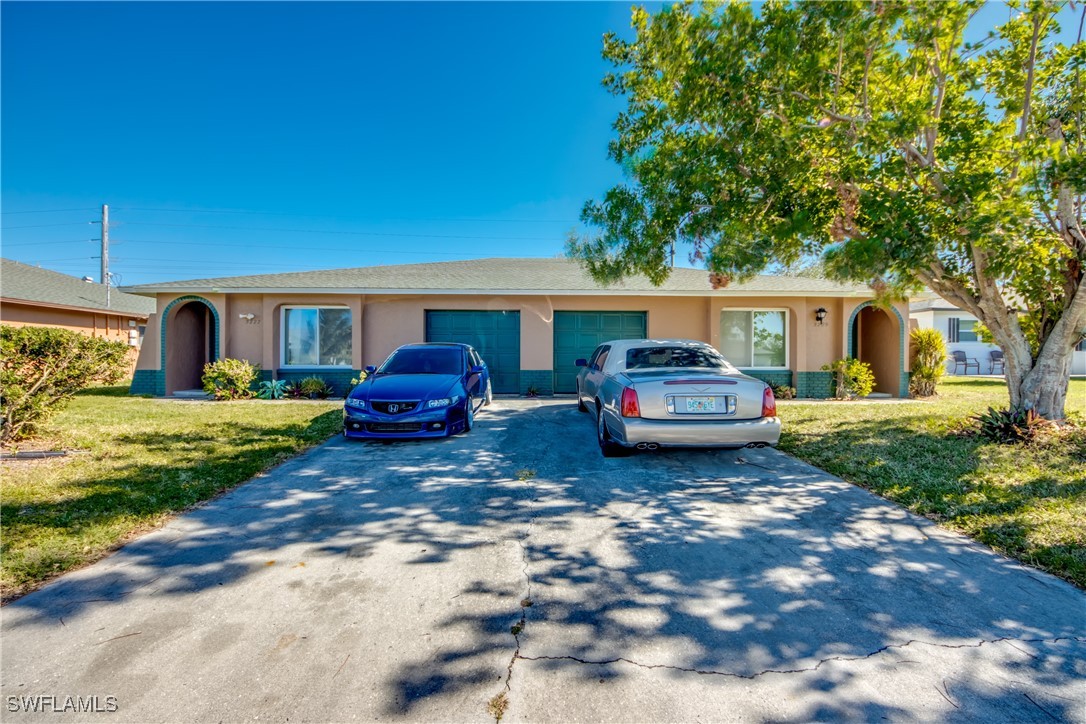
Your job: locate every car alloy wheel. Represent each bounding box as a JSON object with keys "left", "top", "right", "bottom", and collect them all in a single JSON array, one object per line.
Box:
[
  {"left": 464, "top": 396, "right": 475, "bottom": 432},
  {"left": 597, "top": 407, "right": 627, "bottom": 458}
]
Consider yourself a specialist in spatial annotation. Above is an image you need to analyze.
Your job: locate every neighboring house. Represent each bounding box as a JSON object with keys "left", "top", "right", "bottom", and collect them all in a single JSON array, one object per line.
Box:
[
  {"left": 911, "top": 296, "right": 1086, "bottom": 376},
  {"left": 121, "top": 257, "right": 912, "bottom": 398},
  {"left": 1, "top": 258, "right": 155, "bottom": 370}
]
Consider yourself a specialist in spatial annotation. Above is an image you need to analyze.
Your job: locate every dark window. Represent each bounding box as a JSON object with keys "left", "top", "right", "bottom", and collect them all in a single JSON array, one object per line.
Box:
[
  {"left": 379, "top": 348, "right": 462, "bottom": 375},
  {"left": 593, "top": 346, "right": 612, "bottom": 371},
  {"left": 625, "top": 346, "right": 730, "bottom": 370}
]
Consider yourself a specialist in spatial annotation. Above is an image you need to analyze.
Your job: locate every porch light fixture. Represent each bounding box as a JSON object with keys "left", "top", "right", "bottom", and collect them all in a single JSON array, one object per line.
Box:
[
  {"left": 814, "top": 307, "right": 828, "bottom": 326},
  {"left": 239, "top": 313, "right": 255, "bottom": 321}
]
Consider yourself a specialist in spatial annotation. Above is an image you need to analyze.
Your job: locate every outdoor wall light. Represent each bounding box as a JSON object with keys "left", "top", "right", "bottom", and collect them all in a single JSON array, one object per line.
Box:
[
  {"left": 239, "top": 313, "right": 256, "bottom": 321},
  {"left": 814, "top": 307, "right": 828, "bottom": 326}
]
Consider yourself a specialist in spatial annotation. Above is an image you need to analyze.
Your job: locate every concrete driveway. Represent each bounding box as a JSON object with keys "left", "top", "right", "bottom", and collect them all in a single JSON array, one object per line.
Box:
[{"left": 2, "top": 399, "right": 1083, "bottom": 722}]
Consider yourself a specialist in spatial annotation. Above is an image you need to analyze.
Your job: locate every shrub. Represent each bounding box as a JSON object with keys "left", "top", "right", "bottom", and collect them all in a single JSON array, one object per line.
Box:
[
  {"left": 257, "top": 379, "right": 290, "bottom": 400},
  {"left": 771, "top": 385, "right": 796, "bottom": 400},
  {"left": 973, "top": 406, "right": 1051, "bottom": 444},
  {"left": 345, "top": 371, "right": 369, "bottom": 394},
  {"left": 298, "top": 376, "right": 332, "bottom": 399},
  {"left": 910, "top": 328, "right": 947, "bottom": 397},
  {"left": 821, "top": 357, "right": 876, "bottom": 399},
  {"left": 0, "top": 325, "right": 130, "bottom": 444},
  {"left": 202, "top": 359, "right": 258, "bottom": 400}
]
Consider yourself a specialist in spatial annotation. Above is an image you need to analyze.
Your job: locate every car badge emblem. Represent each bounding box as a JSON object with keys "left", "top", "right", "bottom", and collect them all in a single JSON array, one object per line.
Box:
[
  {"left": 693, "top": 387, "right": 710, "bottom": 393},
  {"left": 388, "top": 404, "right": 399, "bottom": 413}
]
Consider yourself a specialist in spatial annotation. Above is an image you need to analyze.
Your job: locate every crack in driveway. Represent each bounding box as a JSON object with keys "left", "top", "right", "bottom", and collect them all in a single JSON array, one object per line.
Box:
[{"left": 514, "top": 636, "right": 1086, "bottom": 681}]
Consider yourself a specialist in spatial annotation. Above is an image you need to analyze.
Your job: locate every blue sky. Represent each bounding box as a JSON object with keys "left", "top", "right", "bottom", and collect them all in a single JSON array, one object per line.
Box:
[
  {"left": 2, "top": 1, "right": 643, "bottom": 285},
  {"left": 1, "top": 2, "right": 1080, "bottom": 286}
]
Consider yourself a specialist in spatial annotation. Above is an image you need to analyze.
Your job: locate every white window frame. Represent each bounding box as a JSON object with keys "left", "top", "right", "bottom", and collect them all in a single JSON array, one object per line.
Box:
[
  {"left": 718, "top": 308, "right": 790, "bottom": 370},
  {"left": 280, "top": 305, "right": 353, "bottom": 369}
]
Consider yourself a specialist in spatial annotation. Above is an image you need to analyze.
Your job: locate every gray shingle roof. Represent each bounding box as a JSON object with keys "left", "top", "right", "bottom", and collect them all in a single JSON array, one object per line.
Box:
[
  {"left": 121, "top": 258, "right": 872, "bottom": 297},
  {"left": 2, "top": 258, "right": 156, "bottom": 316}
]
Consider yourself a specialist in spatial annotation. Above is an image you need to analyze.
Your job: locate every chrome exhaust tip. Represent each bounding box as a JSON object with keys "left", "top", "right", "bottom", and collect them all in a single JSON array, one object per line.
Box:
[
  {"left": 646, "top": 443, "right": 659, "bottom": 450},
  {"left": 636, "top": 443, "right": 649, "bottom": 450}
]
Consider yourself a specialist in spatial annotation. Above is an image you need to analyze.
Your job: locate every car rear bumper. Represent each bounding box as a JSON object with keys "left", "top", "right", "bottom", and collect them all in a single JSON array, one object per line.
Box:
[
  {"left": 609, "top": 414, "right": 781, "bottom": 448},
  {"left": 343, "top": 407, "right": 465, "bottom": 439}
]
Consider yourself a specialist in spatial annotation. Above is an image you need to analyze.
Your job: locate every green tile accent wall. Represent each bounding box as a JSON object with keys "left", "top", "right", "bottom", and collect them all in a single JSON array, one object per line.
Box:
[
  {"left": 130, "top": 369, "right": 162, "bottom": 397},
  {"left": 519, "top": 370, "right": 554, "bottom": 396},
  {"left": 795, "top": 371, "right": 835, "bottom": 399},
  {"left": 739, "top": 370, "right": 793, "bottom": 388},
  {"left": 274, "top": 369, "right": 362, "bottom": 397}
]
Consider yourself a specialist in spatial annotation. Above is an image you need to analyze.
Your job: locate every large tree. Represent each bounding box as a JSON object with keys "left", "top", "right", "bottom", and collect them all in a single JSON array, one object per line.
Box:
[{"left": 570, "top": 0, "right": 1085, "bottom": 418}]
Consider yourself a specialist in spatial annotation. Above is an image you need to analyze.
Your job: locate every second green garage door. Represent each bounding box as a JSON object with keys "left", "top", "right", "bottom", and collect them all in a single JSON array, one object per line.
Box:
[
  {"left": 425, "top": 310, "right": 520, "bottom": 393},
  {"left": 553, "top": 311, "right": 647, "bottom": 393}
]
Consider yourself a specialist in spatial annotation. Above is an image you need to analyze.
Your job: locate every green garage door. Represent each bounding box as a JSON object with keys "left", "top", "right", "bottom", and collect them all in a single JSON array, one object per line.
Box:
[
  {"left": 553, "top": 311, "right": 647, "bottom": 393},
  {"left": 425, "top": 310, "right": 520, "bottom": 394}
]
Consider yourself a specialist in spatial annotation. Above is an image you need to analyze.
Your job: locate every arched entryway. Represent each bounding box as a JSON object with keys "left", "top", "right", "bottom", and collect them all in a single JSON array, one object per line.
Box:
[
  {"left": 163, "top": 297, "right": 218, "bottom": 395},
  {"left": 849, "top": 303, "right": 904, "bottom": 396}
]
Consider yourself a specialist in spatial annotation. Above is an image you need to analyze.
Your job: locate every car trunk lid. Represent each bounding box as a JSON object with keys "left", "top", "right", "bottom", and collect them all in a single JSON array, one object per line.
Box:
[{"left": 622, "top": 368, "right": 767, "bottom": 420}]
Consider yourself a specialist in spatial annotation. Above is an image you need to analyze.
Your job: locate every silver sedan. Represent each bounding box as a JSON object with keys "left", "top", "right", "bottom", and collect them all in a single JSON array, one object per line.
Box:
[{"left": 574, "top": 339, "right": 782, "bottom": 457}]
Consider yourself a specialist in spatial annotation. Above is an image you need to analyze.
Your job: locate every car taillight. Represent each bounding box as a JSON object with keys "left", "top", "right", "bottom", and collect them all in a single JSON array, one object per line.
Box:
[
  {"left": 761, "top": 385, "right": 777, "bottom": 418},
  {"left": 621, "top": 387, "right": 641, "bottom": 418}
]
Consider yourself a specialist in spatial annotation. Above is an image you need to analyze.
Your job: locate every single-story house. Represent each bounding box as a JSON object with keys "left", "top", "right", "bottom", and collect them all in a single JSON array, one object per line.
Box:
[
  {"left": 910, "top": 297, "right": 1086, "bottom": 375},
  {"left": 1, "top": 258, "right": 155, "bottom": 370},
  {"left": 121, "top": 258, "right": 912, "bottom": 398}
]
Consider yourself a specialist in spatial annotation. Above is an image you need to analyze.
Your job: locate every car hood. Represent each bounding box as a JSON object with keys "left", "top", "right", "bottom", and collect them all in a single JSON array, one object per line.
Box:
[{"left": 356, "top": 374, "right": 459, "bottom": 401}]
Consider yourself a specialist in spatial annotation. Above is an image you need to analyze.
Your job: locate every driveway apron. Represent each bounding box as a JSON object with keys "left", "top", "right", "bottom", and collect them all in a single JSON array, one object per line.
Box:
[{"left": 2, "top": 400, "right": 1083, "bottom": 722}]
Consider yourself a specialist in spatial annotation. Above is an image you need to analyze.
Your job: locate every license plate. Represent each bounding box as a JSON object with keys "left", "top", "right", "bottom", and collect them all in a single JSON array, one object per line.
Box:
[{"left": 685, "top": 396, "right": 715, "bottom": 413}]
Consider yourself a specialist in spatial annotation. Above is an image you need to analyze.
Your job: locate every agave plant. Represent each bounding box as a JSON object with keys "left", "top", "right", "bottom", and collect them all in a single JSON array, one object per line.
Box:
[
  {"left": 256, "top": 379, "right": 290, "bottom": 400},
  {"left": 973, "top": 407, "right": 1049, "bottom": 444}
]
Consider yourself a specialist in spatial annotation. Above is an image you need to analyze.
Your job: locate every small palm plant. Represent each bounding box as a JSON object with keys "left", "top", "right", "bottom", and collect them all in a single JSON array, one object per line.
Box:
[{"left": 910, "top": 328, "right": 947, "bottom": 397}]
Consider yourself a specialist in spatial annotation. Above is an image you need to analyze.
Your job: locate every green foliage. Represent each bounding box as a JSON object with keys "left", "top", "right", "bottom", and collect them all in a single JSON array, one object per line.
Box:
[
  {"left": 346, "top": 371, "right": 369, "bottom": 393},
  {"left": 202, "top": 359, "right": 258, "bottom": 400},
  {"left": 822, "top": 357, "right": 876, "bottom": 399},
  {"left": 973, "top": 406, "right": 1051, "bottom": 444},
  {"left": 910, "top": 328, "right": 948, "bottom": 397},
  {"left": 574, "top": 1, "right": 1085, "bottom": 417},
  {"left": 0, "top": 325, "right": 130, "bottom": 444},
  {"left": 257, "top": 379, "right": 290, "bottom": 400},
  {"left": 298, "top": 376, "right": 332, "bottom": 399},
  {"left": 771, "top": 384, "right": 796, "bottom": 400}
]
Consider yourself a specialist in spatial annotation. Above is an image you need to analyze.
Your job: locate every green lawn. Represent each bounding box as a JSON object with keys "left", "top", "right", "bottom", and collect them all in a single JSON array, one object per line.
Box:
[
  {"left": 778, "top": 377, "right": 1086, "bottom": 588},
  {"left": 1, "top": 386, "right": 342, "bottom": 601}
]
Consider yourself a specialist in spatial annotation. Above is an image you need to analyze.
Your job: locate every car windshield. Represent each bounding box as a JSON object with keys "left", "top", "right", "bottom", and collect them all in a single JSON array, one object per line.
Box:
[
  {"left": 379, "top": 348, "right": 462, "bottom": 375},
  {"left": 625, "top": 346, "right": 730, "bottom": 370}
]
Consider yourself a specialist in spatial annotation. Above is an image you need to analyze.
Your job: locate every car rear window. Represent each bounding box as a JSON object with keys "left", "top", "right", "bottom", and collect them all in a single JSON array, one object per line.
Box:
[
  {"left": 379, "top": 348, "right": 462, "bottom": 375},
  {"left": 625, "top": 346, "right": 729, "bottom": 370}
]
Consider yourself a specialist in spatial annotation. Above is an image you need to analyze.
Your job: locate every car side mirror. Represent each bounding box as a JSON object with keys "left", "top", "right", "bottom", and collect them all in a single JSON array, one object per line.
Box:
[
  {"left": 575, "top": 358, "right": 588, "bottom": 368},
  {"left": 469, "top": 365, "right": 485, "bottom": 375},
  {"left": 364, "top": 365, "right": 376, "bottom": 374}
]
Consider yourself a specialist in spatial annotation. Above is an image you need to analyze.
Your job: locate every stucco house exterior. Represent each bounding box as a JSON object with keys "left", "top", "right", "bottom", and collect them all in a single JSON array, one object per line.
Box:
[
  {"left": 910, "top": 297, "right": 1086, "bottom": 376},
  {"left": 121, "top": 258, "right": 912, "bottom": 398},
  {"left": 1, "top": 258, "right": 155, "bottom": 370}
]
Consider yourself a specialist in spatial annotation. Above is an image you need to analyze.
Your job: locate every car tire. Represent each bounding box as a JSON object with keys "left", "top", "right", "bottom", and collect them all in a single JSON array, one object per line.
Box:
[
  {"left": 484, "top": 380, "right": 493, "bottom": 406},
  {"left": 463, "top": 396, "right": 475, "bottom": 433},
  {"left": 576, "top": 383, "right": 588, "bottom": 413},
  {"left": 597, "top": 407, "right": 628, "bottom": 458}
]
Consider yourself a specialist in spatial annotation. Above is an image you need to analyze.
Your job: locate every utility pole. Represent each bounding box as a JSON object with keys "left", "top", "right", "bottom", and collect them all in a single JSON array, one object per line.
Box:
[{"left": 101, "top": 204, "right": 110, "bottom": 308}]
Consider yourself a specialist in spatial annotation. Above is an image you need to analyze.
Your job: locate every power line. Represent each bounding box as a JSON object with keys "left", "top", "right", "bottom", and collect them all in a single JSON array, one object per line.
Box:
[
  {"left": 115, "top": 206, "right": 577, "bottom": 223},
  {"left": 120, "top": 221, "right": 562, "bottom": 241},
  {"left": 0, "top": 208, "right": 95, "bottom": 215},
  {"left": 1, "top": 239, "right": 97, "bottom": 247},
  {"left": 1, "top": 222, "right": 94, "bottom": 230}
]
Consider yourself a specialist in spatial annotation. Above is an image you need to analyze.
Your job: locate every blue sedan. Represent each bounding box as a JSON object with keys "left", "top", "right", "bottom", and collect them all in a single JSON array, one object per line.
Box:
[{"left": 343, "top": 343, "right": 492, "bottom": 440}]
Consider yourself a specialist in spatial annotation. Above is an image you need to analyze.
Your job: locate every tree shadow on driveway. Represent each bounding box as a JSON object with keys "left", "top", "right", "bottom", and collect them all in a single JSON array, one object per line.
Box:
[{"left": 2, "top": 401, "right": 1083, "bottom": 722}]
